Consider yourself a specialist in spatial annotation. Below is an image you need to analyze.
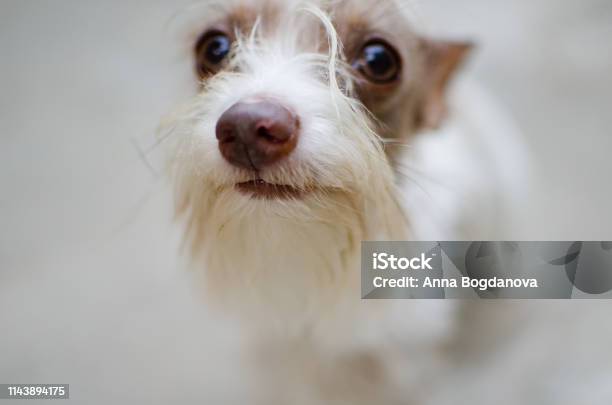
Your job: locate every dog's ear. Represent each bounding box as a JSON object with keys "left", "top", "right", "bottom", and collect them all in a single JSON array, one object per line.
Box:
[{"left": 416, "top": 39, "right": 474, "bottom": 130}]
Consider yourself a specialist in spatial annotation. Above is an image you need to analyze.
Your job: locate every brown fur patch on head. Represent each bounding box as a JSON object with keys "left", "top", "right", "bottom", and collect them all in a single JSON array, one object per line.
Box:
[{"left": 330, "top": 1, "right": 473, "bottom": 141}]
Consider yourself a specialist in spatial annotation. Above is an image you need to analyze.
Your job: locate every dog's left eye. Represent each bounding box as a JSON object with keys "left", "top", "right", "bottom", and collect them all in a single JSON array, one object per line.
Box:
[
  {"left": 353, "top": 41, "right": 401, "bottom": 84},
  {"left": 195, "top": 31, "right": 232, "bottom": 77}
]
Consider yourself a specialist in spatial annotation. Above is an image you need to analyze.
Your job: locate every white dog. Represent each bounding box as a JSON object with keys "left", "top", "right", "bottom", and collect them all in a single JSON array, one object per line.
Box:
[{"left": 164, "top": 0, "right": 531, "bottom": 403}]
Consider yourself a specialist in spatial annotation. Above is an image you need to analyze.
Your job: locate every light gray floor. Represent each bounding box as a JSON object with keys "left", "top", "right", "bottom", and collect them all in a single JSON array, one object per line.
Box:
[{"left": 1, "top": 1, "right": 611, "bottom": 404}]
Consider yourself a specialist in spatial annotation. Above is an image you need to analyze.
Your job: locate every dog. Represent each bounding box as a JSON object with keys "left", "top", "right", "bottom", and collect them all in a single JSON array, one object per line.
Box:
[{"left": 163, "top": 0, "right": 528, "bottom": 403}]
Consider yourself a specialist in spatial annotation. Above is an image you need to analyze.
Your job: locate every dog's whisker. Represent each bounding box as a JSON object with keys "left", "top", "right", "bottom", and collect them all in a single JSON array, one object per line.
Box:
[
  {"left": 395, "top": 163, "right": 459, "bottom": 192},
  {"left": 394, "top": 169, "right": 435, "bottom": 200},
  {"left": 380, "top": 139, "right": 414, "bottom": 147},
  {"left": 143, "top": 125, "right": 179, "bottom": 155},
  {"left": 130, "top": 137, "right": 161, "bottom": 178}
]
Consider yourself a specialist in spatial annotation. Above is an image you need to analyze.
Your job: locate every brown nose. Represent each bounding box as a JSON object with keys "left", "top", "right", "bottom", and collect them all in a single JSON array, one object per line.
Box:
[{"left": 216, "top": 100, "right": 299, "bottom": 171}]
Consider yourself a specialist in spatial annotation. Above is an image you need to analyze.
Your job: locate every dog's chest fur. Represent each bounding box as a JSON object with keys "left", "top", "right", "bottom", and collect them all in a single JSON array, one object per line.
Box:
[{"left": 200, "top": 195, "right": 364, "bottom": 321}]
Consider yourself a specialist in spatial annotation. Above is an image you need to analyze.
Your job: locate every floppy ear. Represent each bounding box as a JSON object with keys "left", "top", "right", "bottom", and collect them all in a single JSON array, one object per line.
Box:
[{"left": 417, "top": 39, "right": 474, "bottom": 130}]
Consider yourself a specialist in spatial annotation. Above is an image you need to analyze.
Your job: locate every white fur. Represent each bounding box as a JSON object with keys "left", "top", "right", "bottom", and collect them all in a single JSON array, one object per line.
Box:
[
  {"left": 164, "top": 1, "right": 528, "bottom": 403},
  {"left": 401, "top": 79, "right": 530, "bottom": 240},
  {"left": 168, "top": 3, "right": 408, "bottom": 325}
]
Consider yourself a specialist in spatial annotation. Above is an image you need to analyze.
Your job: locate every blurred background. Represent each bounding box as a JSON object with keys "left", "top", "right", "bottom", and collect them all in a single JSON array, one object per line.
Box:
[{"left": 1, "top": 0, "right": 611, "bottom": 404}]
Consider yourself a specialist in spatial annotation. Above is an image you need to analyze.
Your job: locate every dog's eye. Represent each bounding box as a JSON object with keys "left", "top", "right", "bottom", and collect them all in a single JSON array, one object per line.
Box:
[
  {"left": 195, "top": 31, "right": 232, "bottom": 76},
  {"left": 353, "top": 41, "right": 401, "bottom": 84}
]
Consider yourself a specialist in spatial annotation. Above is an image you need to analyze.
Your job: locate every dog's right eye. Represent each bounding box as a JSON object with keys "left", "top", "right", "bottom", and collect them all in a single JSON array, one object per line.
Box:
[{"left": 195, "top": 31, "right": 232, "bottom": 77}]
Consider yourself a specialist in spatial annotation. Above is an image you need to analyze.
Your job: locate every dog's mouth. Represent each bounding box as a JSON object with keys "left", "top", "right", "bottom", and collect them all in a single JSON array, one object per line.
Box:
[{"left": 236, "top": 179, "right": 306, "bottom": 199}]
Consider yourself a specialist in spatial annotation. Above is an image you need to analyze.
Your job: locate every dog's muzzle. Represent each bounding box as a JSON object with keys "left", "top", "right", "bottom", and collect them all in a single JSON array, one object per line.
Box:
[{"left": 215, "top": 100, "right": 300, "bottom": 171}]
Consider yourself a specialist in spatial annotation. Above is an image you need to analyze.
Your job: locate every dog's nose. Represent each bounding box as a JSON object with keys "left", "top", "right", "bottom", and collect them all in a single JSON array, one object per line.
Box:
[{"left": 216, "top": 100, "right": 299, "bottom": 170}]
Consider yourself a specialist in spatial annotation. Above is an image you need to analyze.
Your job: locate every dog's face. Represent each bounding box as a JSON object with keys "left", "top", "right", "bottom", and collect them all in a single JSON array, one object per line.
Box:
[{"left": 168, "top": 0, "right": 470, "bottom": 255}]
